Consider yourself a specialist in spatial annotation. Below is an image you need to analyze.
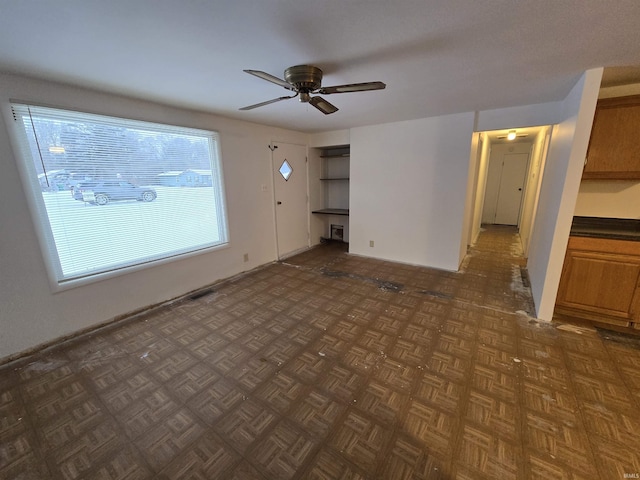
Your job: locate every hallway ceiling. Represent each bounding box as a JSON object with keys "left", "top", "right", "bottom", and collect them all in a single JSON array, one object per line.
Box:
[{"left": 1, "top": 1, "right": 639, "bottom": 133}]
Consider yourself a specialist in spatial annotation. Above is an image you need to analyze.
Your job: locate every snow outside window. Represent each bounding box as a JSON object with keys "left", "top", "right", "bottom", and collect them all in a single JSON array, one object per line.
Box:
[{"left": 11, "top": 103, "right": 228, "bottom": 286}]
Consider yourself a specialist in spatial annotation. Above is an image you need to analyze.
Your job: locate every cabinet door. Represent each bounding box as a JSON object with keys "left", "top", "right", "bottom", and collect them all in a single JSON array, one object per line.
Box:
[
  {"left": 583, "top": 95, "right": 640, "bottom": 179},
  {"left": 556, "top": 249, "right": 640, "bottom": 324}
]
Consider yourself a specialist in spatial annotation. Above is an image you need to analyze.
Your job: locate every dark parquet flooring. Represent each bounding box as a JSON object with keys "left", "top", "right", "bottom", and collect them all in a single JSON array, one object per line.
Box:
[{"left": 2, "top": 225, "right": 640, "bottom": 479}]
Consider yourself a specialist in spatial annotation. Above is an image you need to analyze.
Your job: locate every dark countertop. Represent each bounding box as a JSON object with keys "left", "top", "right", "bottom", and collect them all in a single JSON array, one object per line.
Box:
[{"left": 570, "top": 216, "right": 640, "bottom": 241}]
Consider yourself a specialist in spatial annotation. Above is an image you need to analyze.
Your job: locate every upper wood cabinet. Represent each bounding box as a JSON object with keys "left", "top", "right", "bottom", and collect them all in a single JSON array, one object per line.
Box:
[{"left": 583, "top": 94, "right": 640, "bottom": 179}]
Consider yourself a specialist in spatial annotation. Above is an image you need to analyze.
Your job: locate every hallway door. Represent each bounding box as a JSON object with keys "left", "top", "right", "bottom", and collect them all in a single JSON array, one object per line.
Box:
[
  {"left": 272, "top": 142, "right": 309, "bottom": 258},
  {"left": 494, "top": 153, "right": 529, "bottom": 225},
  {"left": 483, "top": 151, "right": 529, "bottom": 226}
]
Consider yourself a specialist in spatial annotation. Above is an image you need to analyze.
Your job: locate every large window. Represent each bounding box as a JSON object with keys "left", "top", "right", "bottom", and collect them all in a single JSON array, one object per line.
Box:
[{"left": 11, "top": 103, "right": 228, "bottom": 286}]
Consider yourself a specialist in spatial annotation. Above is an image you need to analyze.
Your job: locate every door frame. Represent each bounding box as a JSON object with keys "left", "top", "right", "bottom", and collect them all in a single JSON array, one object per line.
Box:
[{"left": 270, "top": 141, "right": 311, "bottom": 260}]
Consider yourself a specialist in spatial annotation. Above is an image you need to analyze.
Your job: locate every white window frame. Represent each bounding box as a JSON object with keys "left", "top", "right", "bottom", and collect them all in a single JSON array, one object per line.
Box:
[{"left": 9, "top": 102, "right": 229, "bottom": 291}]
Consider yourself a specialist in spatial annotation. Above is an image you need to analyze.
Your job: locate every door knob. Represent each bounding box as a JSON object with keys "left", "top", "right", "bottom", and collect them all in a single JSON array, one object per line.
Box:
[{"left": 277, "top": 201, "right": 282, "bottom": 205}]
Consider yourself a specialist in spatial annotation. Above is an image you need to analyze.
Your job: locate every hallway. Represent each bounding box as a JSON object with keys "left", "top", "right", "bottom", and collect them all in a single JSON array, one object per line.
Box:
[{"left": 1, "top": 226, "right": 639, "bottom": 479}]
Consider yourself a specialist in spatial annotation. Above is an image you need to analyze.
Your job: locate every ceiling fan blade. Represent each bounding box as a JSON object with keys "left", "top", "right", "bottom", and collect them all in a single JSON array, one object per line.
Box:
[
  {"left": 239, "top": 95, "right": 295, "bottom": 111},
  {"left": 309, "top": 96, "right": 338, "bottom": 115},
  {"left": 243, "top": 70, "right": 294, "bottom": 90},
  {"left": 318, "top": 81, "right": 386, "bottom": 95}
]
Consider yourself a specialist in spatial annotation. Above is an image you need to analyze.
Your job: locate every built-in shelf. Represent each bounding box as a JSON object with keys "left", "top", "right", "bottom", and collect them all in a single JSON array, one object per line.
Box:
[
  {"left": 312, "top": 208, "right": 349, "bottom": 216},
  {"left": 312, "top": 146, "right": 350, "bottom": 241}
]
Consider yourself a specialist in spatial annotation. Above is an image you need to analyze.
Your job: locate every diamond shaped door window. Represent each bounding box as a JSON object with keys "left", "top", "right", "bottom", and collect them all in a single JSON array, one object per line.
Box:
[{"left": 279, "top": 159, "right": 293, "bottom": 181}]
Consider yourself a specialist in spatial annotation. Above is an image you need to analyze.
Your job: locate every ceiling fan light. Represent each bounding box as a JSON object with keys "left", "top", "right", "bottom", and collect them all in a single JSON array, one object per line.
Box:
[
  {"left": 507, "top": 130, "right": 517, "bottom": 141},
  {"left": 299, "top": 92, "right": 311, "bottom": 103}
]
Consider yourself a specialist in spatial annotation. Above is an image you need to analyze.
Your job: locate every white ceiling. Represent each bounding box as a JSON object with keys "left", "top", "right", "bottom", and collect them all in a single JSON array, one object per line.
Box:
[{"left": 1, "top": 0, "right": 639, "bottom": 133}]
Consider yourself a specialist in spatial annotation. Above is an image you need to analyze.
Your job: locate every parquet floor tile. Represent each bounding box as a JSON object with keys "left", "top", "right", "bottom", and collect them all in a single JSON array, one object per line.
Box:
[
  {"left": 251, "top": 421, "right": 317, "bottom": 480},
  {"left": 329, "top": 410, "right": 389, "bottom": 473},
  {"left": 2, "top": 225, "right": 640, "bottom": 479}
]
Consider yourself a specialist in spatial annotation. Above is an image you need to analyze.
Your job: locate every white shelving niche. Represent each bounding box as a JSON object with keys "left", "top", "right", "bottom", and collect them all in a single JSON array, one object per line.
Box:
[{"left": 311, "top": 144, "right": 350, "bottom": 243}]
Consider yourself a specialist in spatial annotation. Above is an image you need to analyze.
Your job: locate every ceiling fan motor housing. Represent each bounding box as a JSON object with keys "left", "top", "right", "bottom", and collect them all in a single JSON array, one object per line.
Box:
[{"left": 285, "top": 65, "right": 323, "bottom": 92}]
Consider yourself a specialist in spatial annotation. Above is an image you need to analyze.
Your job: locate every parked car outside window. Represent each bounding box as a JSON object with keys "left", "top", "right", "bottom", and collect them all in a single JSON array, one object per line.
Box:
[
  {"left": 73, "top": 181, "right": 157, "bottom": 205},
  {"left": 65, "top": 173, "right": 93, "bottom": 190}
]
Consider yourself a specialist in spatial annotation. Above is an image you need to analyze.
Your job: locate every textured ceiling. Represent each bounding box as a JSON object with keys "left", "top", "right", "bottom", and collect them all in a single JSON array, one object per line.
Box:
[{"left": 1, "top": 0, "right": 639, "bottom": 133}]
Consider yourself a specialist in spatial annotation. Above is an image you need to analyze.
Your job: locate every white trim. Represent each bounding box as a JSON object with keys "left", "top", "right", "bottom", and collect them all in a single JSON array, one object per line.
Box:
[{"left": 52, "top": 242, "right": 230, "bottom": 292}]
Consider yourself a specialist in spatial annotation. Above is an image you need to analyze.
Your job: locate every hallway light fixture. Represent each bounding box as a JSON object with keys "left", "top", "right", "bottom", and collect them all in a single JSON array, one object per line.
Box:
[{"left": 507, "top": 130, "right": 517, "bottom": 141}]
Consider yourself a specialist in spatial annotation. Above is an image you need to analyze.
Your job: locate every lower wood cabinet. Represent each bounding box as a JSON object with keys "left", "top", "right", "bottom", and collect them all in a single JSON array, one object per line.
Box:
[{"left": 555, "top": 236, "right": 640, "bottom": 327}]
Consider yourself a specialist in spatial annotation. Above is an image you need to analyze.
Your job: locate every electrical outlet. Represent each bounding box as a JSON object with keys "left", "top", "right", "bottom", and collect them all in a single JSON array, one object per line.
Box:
[
  {"left": 369, "top": 240, "right": 374, "bottom": 247},
  {"left": 243, "top": 253, "right": 249, "bottom": 262}
]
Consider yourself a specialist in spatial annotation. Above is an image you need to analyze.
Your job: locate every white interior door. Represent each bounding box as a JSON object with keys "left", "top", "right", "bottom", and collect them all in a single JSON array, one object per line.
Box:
[
  {"left": 273, "top": 142, "right": 309, "bottom": 258},
  {"left": 494, "top": 153, "right": 529, "bottom": 225}
]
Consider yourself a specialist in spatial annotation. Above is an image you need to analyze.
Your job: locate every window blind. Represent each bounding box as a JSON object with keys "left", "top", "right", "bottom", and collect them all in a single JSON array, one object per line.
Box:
[{"left": 11, "top": 103, "right": 228, "bottom": 284}]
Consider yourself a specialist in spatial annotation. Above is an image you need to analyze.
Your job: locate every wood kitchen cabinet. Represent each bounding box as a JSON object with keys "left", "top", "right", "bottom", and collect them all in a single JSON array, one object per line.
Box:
[
  {"left": 583, "top": 94, "right": 640, "bottom": 179},
  {"left": 555, "top": 236, "right": 640, "bottom": 327}
]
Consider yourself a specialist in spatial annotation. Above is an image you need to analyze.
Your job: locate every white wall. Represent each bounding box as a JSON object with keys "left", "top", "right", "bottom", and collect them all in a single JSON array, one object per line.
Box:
[
  {"left": 526, "top": 69, "right": 603, "bottom": 320},
  {"left": 349, "top": 112, "right": 476, "bottom": 271},
  {"left": 470, "top": 133, "right": 491, "bottom": 244},
  {"left": 476, "top": 101, "right": 562, "bottom": 133},
  {"left": 307, "top": 147, "right": 325, "bottom": 243},
  {"left": 462, "top": 132, "right": 481, "bottom": 248},
  {"left": 574, "top": 181, "right": 640, "bottom": 219},
  {"left": 519, "top": 127, "right": 551, "bottom": 255},
  {"left": 309, "top": 129, "right": 349, "bottom": 148},
  {"left": 0, "top": 73, "right": 308, "bottom": 360}
]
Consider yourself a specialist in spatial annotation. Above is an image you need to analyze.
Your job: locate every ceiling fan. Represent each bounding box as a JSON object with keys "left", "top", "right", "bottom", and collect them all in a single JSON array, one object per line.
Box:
[{"left": 239, "top": 65, "right": 386, "bottom": 115}]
